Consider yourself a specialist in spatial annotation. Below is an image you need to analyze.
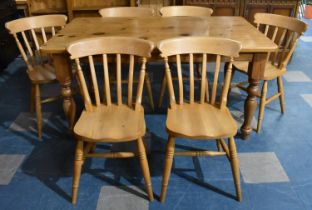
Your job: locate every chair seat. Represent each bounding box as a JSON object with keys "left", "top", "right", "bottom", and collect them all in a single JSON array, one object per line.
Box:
[
  {"left": 28, "top": 64, "right": 56, "bottom": 83},
  {"left": 74, "top": 105, "right": 146, "bottom": 142},
  {"left": 233, "top": 61, "right": 286, "bottom": 81},
  {"left": 166, "top": 103, "right": 237, "bottom": 139}
]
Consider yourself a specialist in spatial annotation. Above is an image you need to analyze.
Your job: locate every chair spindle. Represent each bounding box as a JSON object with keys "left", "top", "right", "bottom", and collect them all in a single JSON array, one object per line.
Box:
[
  {"left": 200, "top": 53, "right": 207, "bottom": 104},
  {"left": 271, "top": 28, "right": 287, "bottom": 64},
  {"left": 211, "top": 54, "right": 221, "bottom": 105},
  {"left": 88, "top": 55, "right": 101, "bottom": 106},
  {"left": 128, "top": 55, "right": 135, "bottom": 107},
  {"left": 264, "top": 24, "right": 270, "bottom": 36},
  {"left": 189, "top": 53, "right": 194, "bottom": 104},
  {"left": 116, "top": 54, "right": 122, "bottom": 105},
  {"left": 51, "top": 26, "right": 56, "bottom": 36},
  {"left": 30, "top": 29, "right": 40, "bottom": 50},
  {"left": 176, "top": 54, "right": 183, "bottom": 105},
  {"left": 41, "top": 27, "right": 47, "bottom": 43},
  {"left": 103, "top": 54, "right": 111, "bottom": 106}
]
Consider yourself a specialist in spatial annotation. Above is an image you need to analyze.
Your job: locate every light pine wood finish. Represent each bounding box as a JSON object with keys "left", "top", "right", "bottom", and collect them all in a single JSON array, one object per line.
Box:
[
  {"left": 158, "top": 5, "right": 213, "bottom": 108},
  {"left": 40, "top": 16, "right": 277, "bottom": 139},
  {"left": 67, "top": 37, "right": 154, "bottom": 204},
  {"left": 158, "top": 37, "right": 242, "bottom": 202},
  {"left": 6, "top": 15, "right": 67, "bottom": 139},
  {"left": 41, "top": 17, "right": 276, "bottom": 53},
  {"left": 232, "top": 13, "right": 307, "bottom": 133},
  {"left": 99, "top": 6, "right": 155, "bottom": 110},
  {"left": 99, "top": 7, "right": 155, "bottom": 17},
  {"left": 160, "top": 6, "right": 213, "bottom": 17}
]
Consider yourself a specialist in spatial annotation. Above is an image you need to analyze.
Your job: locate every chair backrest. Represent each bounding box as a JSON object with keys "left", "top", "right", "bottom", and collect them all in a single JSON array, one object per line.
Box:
[
  {"left": 160, "top": 6, "right": 213, "bottom": 17},
  {"left": 254, "top": 13, "right": 307, "bottom": 69},
  {"left": 5, "top": 15, "right": 67, "bottom": 71},
  {"left": 67, "top": 37, "right": 154, "bottom": 112},
  {"left": 158, "top": 37, "right": 241, "bottom": 110},
  {"left": 99, "top": 7, "right": 154, "bottom": 17}
]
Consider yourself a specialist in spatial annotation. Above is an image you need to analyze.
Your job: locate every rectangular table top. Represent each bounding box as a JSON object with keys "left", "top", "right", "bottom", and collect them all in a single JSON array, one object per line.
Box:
[{"left": 41, "top": 16, "right": 277, "bottom": 54}]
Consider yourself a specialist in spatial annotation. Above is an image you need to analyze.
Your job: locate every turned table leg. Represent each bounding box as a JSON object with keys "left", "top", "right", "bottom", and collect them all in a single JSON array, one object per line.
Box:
[
  {"left": 52, "top": 53, "right": 76, "bottom": 131},
  {"left": 241, "top": 53, "right": 267, "bottom": 140}
]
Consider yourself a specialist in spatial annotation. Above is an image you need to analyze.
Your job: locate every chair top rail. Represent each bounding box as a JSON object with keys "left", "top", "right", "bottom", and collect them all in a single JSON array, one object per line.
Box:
[{"left": 6, "top": 15, "right": 67, "bottom": 34}]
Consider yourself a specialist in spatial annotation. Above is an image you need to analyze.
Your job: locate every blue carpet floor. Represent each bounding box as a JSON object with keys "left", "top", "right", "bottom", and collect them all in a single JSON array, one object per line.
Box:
[{"left": 1, "top": 19, "right": 312, "bottom": 210}]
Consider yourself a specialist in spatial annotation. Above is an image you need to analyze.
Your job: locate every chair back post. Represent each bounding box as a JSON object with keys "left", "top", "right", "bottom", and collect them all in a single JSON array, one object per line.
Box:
[
  {"left": 220, "top": 58, "right": 234, "bottom": 109},
  {"left": 135, "top": 57, "right": 147, "bottom": 111},
  {"left": 74, "top": 58, "right": 93, "bottom": 111},
  {"left": 164, "top": 56, "right": 177, "bottom": 109},
  {"left": 67, "top": 37, "right": 154, "bottom": 111},
  {"left": 158, "top": 37, "right": 241, "bottom": 110}
]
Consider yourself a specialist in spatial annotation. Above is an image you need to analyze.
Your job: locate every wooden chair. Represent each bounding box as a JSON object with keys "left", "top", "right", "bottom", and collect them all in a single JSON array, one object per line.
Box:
[
  {"left": 98, "top": 6, "right": 155, "bottom": 110},
  {"left": 231, "top": 13, "right": 308, "bottom": 133},
  {"left": 99, "top": 7, "right": 155, "bottom": 17},
  {"left": 160, "top": 6, "right": 213, "bottom": 17},
  {"left": 158, "top": 5, "right": 213, "bottom": 108},
  {"left": 5, "top": 15, "right": 68, "bottom": 139},
  {"left": 66, "top": 37, "right": 154, "bottom": 204},
  {"left": 158, "top": 37, "right": 242, "bottom": 202}
]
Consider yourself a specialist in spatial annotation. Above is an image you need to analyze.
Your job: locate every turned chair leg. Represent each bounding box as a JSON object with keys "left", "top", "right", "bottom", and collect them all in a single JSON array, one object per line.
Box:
[
  {"left": 72, "top": 140, "right": 84, "bottom": 204},
  {"left": 257, "top": 81, "right": 268, "bottom": 133},
  {"left": 160, "top": 136, "right": 175, "bottom": 203},
  {"left": 158, "top": 75, "right": 167, "bottom": 108},
  {"left": 137, "top": 138, "right": 154, "bottom": 201},
  {"left": 228, "top": 137, "right": 242, "bottom": 202},
  {"left": 30, "top": 84, "right": 36, "bottom": 112},
  {"left": 34, "top": 84, "right": 42, "bottom": 139},
  {"left": 145, "top": 72, "right": 155, "bottom": 111},
  {"left": 82, "top": 142, "right": 95, "bottom": 165},
  {"left": 277, "top": 76, "right": 285, "bottom": 113}
]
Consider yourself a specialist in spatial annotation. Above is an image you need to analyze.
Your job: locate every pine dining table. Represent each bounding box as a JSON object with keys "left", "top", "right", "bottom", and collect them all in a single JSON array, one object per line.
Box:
[{"left": 40, "top": 16, "right": 278, "bottom": 140}]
